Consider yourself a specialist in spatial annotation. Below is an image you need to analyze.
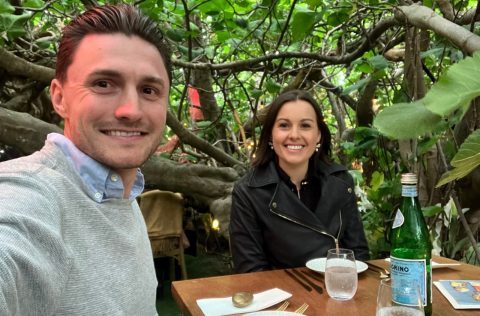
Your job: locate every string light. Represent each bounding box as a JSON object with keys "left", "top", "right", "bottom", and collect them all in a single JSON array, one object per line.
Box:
[{"left": 211, "top": 218, "right": 220, "bottom": 231}]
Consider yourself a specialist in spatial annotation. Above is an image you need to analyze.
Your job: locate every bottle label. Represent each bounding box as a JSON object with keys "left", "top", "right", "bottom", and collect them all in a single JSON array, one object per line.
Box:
[
  {"left": 392, "top": 209, "right": 404, "bottom": 229},
  {"left": 402, "top": 185, "right": 417, "bottom": 197},
  {"left": 390, "top": 256, "right": 427, "bottom": 306}
]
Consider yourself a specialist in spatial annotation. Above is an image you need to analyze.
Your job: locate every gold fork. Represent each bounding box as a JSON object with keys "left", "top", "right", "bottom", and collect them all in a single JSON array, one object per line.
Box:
[
  {"left": 294, "top": 303, "right": 309, "bottom": 314},
  {"left": 275, "top": 300, "right": 290, "bottom": 311}
]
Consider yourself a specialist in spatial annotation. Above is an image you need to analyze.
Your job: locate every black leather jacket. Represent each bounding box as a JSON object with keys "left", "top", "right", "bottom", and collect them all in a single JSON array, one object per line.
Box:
[{"left": 229, "top": 160, "right": 369, "bottom": 273}]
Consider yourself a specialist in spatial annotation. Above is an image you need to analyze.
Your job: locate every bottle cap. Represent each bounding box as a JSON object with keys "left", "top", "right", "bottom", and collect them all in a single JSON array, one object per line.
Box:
[{"left": 401, "top": 173, "right": 417, "bottom": 184}]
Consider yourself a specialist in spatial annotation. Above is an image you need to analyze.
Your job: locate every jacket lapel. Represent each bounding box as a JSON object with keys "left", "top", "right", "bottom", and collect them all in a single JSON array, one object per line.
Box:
[{"left": 248, "top": 160, "right": 350, "bottom": 237}]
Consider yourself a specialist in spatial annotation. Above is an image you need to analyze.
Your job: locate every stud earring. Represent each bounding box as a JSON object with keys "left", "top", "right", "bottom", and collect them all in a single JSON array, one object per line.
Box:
[
  {"left": 315, "top": 143, "right": 321, "bottom": 152},
  {"left": 268, "top": 141, "right": 273, "bottom": 150}
]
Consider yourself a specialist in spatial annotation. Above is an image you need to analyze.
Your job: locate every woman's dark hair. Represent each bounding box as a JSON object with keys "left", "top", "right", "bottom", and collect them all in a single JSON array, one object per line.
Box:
[
  {"left": 55, "top": 4, "right": 172, "bottom": 84},
  {"left": 252, "top": 89, "right": 332, "bottom": 167}
]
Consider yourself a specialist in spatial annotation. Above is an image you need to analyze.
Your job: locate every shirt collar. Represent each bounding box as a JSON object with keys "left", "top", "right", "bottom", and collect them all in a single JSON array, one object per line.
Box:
[
  {"left": 274, "top": 157, "right": 319, "bottom": 184},
  {"left": 47, "top": 133, "right": 144, "bottom": 202}
]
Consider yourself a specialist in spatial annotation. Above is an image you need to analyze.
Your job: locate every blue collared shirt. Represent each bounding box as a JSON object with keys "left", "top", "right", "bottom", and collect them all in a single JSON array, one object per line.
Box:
[{"left": 47, "top": 133, "right": 144, "bottom": 203}]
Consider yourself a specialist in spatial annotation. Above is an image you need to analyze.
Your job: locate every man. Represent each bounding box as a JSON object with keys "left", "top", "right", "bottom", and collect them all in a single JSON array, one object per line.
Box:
[{"left": 0, "top": 4, "right": 171, "bottom": 315}]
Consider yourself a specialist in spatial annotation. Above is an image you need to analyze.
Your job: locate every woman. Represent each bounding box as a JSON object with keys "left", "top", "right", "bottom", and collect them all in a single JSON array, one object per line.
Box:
[{"left": 229, "top": 90, "right": 369, "bottom": 273}]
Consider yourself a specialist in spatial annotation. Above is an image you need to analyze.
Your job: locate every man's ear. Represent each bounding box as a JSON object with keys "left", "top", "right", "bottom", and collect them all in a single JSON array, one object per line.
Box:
[{"left": 50, "top": 79, "right": 68, "bottom": 119}]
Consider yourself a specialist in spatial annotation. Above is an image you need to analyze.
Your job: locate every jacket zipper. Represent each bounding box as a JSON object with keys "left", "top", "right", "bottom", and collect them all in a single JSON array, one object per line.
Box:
[{"left": 269, "top": 207, "right": 342, "bottom": 250}]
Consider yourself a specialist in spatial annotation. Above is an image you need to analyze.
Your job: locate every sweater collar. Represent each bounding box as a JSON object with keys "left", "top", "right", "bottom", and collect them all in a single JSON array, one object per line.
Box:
[{"left": 47, "top": 133, "right": 144, "bottom": 202}]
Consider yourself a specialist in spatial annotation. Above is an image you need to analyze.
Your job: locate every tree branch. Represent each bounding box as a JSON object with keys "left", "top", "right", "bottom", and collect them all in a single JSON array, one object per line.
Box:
[
  {"left": 166, "top": 111, "right": 246, "bottom": 170},
  {"left": 0, "top": 47, "right": 54, "bottom": 84},
  {"left": 395, "top": 3, "right": 480, "bottom": 54}
]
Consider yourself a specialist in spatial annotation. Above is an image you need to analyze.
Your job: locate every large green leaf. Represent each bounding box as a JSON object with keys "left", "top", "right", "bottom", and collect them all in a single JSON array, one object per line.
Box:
[
  {"left": 373, "top": 102, "right": 442, "bottom": 139},
  {"left": 291, "top": 9, "right": 316, "bottom": 43},
  {"left": 423, "top": 52, "right": 480, "bottom": 116},
  {"left": 436, "top": 129, "right": 480, "bottom": 187},
  {"left": 374, "top": 52, "right": 480, "bottom": 139},
  {"left": 0, "top": 13, "right": 30, "bottom": 40},
  {"left": 0, "top": 0, "right": 14, "bottom": 13}
]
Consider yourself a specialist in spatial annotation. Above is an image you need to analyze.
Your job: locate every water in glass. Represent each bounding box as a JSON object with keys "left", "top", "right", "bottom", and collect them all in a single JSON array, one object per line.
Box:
[{"left": 325, "top": 248, "right": 357, "bottom": 300}]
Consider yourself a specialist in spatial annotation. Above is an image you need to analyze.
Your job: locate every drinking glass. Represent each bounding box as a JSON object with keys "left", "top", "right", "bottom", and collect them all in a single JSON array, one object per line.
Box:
[
  {"left": 376, "top": 279, "right": 424, "bottom": 316},
  {"left": 325, "top": 248, "right": 358, "bottom": 300}
]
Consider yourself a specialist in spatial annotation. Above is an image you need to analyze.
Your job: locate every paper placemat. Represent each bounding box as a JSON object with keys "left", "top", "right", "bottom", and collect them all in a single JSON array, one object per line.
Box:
[{"left": 434, "top": 280, "right": 480, "bottom": 309}]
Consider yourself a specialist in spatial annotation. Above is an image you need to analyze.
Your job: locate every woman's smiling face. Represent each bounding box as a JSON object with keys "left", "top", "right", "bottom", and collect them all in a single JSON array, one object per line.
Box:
[{"left": 271, "top": 99, "right": 321, "bottom": 174}]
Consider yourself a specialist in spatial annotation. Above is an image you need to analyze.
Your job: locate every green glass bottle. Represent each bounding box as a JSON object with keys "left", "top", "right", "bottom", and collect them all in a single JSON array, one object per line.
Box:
[{"left": 390, "top": 173, "right": 432, "bottom": 316}]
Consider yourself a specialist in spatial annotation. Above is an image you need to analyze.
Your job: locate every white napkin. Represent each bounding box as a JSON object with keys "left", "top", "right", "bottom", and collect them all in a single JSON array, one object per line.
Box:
[{"left": 196, "top": 287, "right": 292, "bottom": 316}]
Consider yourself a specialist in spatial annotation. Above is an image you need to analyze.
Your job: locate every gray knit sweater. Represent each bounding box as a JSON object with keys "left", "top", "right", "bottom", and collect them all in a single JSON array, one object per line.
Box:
[{"left": 0, "top": 141, "right": 157, "bottom": 315}]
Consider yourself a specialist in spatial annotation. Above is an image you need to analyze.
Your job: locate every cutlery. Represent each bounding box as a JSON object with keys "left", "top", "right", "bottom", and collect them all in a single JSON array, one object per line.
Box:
[
  {"left": 290, "top": 269, "right": 323, "bottom": 294},
  {"left": 275, "top": 300, "right": 290, "bottom": 311},
  {"left": 294, "top": 302, "right": 309, "bottom": 314},
  {"left": 301, "top": 270, "right": 324, "bottom": 284},
  {"left": 284, "top": 270, "right": 312, "bottom": 292},
  {"left": 366, "top": 262, "right": 390, "bottom": 279}
]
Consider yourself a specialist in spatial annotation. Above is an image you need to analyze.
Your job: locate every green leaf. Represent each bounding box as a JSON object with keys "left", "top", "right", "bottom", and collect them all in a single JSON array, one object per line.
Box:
[
  {"left": 165, "top": 27, "right": 185, "bottom": 42},
  {"left": 342, "top": 77, "right": 369, "bottom": 95},
  {"left": 306, "top": 0, "right": 323, "bottom": 7},
  {"left": 265, "top": 78, "right": 281, "bottom": 94},
  {"left": 215, "top": 31, "right": 230, "bottom": 42},
  {"left": 417, "top": 136, "right": 438, "bottom": 156},
  {"left": 291, "top": 9, "right": 316, "bottom": 42},
  {"left": 356, "top": 62, "right": 373, "bottom": 74},
  {"left": 204, "top": 46, "right": 214, "bottom": 59},
  {"left": 23, "top": 0, "right": 44, "bottom": 8},
  {"left": 423, "top": 52, "right": 480, "bottom": 116},
  {"left": 371, "top": 69, "right": 387, "bottom": 80},
  {"left": 196, "top": 120, "right": 213, "bottom": 129},
  {"left": 370, "top": 171, "right": 384, "bottom": 191},
  {"left": 373, "top": 102, "right": 442, "bottom": 139},
  {"left": 368, "top": 55, "right": 389, "bottom": 70},
  {"left": 234, "top": 17, "right": 248, "bottom": 28},
  {"left": 436, "top": 129, "right": 480, "bottom": 187},
  {"left": 251, "top": 89, "right": 262, "bottom": 99},
  {"left": 0, "top": 13, "right": 30, "bottom": 40},
  {"left": 0, "top": 0, "right": 14, "bottom": 13},
  {"left": 196, "top": 0, "right": 223, "bottom": 15},
  {"left": 326, "top": 11, "right": 350, "bottom": 27},
  {"left": 373, "top": 53, "right": 480, "bottom": 140},
  {"left": 422, "top": 205, "right": 443, "bottom": 217}
]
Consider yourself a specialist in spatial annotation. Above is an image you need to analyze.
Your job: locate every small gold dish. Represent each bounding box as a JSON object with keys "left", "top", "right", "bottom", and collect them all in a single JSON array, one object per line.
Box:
[{"left": 232, "top": 291, "right": 254, "bottom": 308}]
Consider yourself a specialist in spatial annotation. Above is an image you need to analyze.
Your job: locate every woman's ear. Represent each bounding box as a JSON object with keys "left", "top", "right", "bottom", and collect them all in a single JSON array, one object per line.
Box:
[{"left": 50, "top": 79, "right": 68, "bottom": 119}]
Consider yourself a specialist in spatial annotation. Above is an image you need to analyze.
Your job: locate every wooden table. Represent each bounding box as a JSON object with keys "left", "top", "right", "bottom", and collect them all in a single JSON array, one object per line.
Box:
[{"left": 172, "top": 256, "right": 479, "bottom": 315}]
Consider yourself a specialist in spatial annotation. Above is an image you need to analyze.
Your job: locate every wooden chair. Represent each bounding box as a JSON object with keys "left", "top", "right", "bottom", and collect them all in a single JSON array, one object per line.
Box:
[{"left": 139, "top": 189, "right": 188, "bottom": 280}]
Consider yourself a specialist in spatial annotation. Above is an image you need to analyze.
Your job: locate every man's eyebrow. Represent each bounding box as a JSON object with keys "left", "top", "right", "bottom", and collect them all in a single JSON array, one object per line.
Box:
[
  {"left": 86, "top": 69, "right": 122, "bottom": 80},
  {"left": 86, "top": 70, "right": 167, "bottom": 87},
  {"left": 143, "top": 76, "right": 167, "bottom": 87}
]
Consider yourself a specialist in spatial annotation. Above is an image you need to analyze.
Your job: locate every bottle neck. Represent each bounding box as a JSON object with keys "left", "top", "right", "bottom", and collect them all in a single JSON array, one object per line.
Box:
[{"left": 401, "top": 184, "right": 418, "bottom": 197}]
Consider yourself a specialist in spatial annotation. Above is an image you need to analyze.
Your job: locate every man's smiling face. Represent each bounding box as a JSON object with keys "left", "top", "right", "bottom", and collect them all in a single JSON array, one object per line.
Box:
[{"left": 50, "top": 33, "right": 170, "bottom": 176}]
